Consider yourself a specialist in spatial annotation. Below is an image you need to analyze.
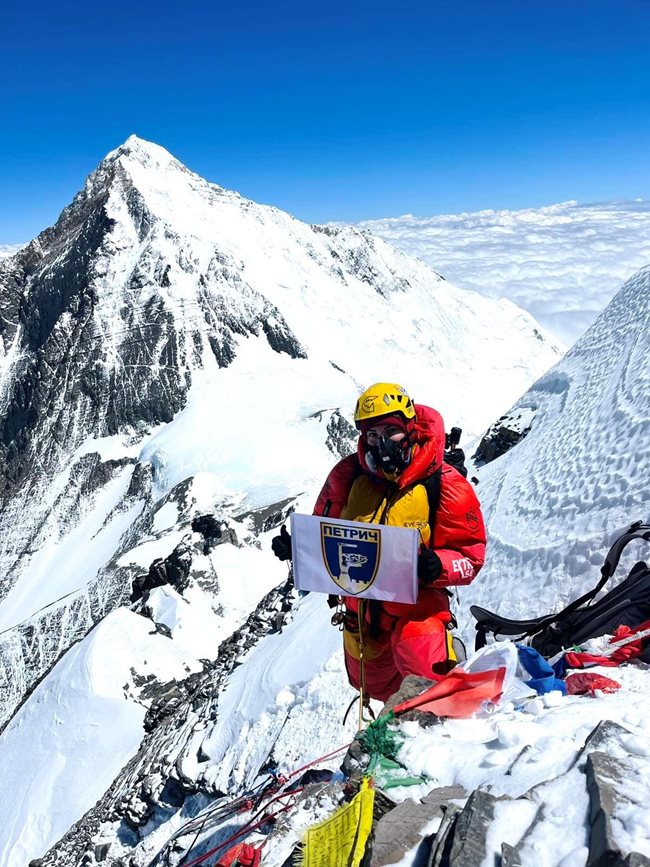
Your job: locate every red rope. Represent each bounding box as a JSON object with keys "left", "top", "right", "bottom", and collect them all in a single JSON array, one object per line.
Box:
[
  {"left": 285, "top": 742, "right": 351, "bottom": 780},
  {"left": 177, "top": 741, "right": 351, "bottom": 866},
  {"left": 182, "top": 797, "right": 299, "bottom": 867}
]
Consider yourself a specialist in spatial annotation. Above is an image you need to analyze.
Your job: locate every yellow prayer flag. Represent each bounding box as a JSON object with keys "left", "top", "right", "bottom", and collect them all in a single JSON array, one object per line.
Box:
[{"left": 300, "top": 778, "right": 375, "bottom": 867}]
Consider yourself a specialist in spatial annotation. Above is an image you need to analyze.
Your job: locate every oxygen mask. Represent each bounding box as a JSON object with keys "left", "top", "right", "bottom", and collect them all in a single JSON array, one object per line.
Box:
[{"left": 372, "top": 435, "right": 410, "bottom": 474}]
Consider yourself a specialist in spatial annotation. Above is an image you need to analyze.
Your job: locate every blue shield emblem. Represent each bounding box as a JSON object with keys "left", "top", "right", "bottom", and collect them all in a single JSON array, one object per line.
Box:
[{"left": 320, "top": 522, "right": 381, "bottom": 595}]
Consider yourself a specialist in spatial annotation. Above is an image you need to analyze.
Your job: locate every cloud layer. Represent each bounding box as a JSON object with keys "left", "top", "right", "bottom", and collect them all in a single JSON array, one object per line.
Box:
[
  {"left": 357, "top": 200, "right": 650, "bottom": 346},
  {"left": 0, "top": 245, "right": 22, "bottom": 259}
]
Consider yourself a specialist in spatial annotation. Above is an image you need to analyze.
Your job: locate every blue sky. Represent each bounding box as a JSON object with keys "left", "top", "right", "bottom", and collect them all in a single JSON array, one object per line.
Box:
[{"left": 1, "top": 0, "right": 649, "bottom": 242}]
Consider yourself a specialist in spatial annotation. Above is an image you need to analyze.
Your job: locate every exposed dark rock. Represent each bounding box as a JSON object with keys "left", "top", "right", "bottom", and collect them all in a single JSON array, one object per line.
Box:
[
  {"left": 70, "top": 454, "right": 134, "bottom": 498},
  {"left": 124, "top": 460, "right": 154, "bottom": 499},
  {"left": 159, "top": 776, "right": 188, "bottom": 809},
  {"left": 576, "top": 719, "right": 634, "bottom": 767},
  {"left": 341, "top": 738, "right": 367, "bottom": 780},
  {"left": 325, "top": 410, "right": 358, "bottom": 458},
  {"left": 586, "top": 751, "right": 623, "bottom": 867},
  {"left": 191, "top": 513, "right": 238, "bottom": 553},
  {"left": 501, "top": 842, "right": 523, "bottom": 866},
  {"left": 130, "top": 540, "right": 193, "bottom": 602},
  {"left": 586, "top": 751, "right": 649, "bottom": 867},
  {"left": 235, "top": 496, "right": 299, "bottom": 534},
  {"left": 427, "top": 803, "right": 462, "bottom": 867},
  {"left": 372, "top": 788, "right": 398, "bottom": 823},
  {"left": 473, "top": 407, "right": 536, "bottom": 466},
  {"left": 370, "top": 786, "right": 466, "bottom": 866},
  {"left": 261, "top": 314, "right": 307, "bottom": 359},
  {"left": 440, "top": 790, "right": 501, "bottom": 866},
  {"left": 624, "top": 855, "right": 650, "bottom": 866},
  {"left": 380, "top": 674, "right": 441, "bottom": 727},
  {"left": 422, "top": 786, "right": 468, "bottom": 812},
  {"left": 94, "top": 842, "right": 111, "bottom": 862},
  {"left": 150, "top": 620, "right": 172, "bottom": 638}
]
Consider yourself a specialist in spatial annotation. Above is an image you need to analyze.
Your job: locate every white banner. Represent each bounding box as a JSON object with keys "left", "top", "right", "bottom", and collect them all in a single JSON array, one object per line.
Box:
[{"left": 290, "top": 513, "right": 419, "bottom": 603}]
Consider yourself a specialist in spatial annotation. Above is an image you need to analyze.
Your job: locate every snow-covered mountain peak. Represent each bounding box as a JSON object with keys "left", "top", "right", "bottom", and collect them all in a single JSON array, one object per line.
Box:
[
  {"left": 0, "top": 136, "right": 561, "bottom": 712},
  {"left": 106, "top": 133, "right": 184, "bottom": 171},
  {"left": 99, "top": 134, "right": 234, "bottom": 219},
  {"left": 1, "top": 141, "right": 649, "bottom": 867}
]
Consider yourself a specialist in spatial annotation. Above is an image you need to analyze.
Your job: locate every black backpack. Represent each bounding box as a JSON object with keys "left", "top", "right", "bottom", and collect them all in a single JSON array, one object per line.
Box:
[{"left": 471, "top": 522, "right": 650, "bottom": 659}]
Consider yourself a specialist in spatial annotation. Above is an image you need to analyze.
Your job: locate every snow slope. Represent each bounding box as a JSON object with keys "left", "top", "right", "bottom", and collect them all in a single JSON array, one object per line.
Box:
[
  {"left": 461, "top": 264, "right": 650, "bottom": 633},
  {"left": 358, "top": 200, "right": 650, "bottom": 346},
  {"left": 34, "top": 264, "right": 650, "bottom": 867},
  {"left": 0, "top": 608, "right": 203, "bottom": 867}
]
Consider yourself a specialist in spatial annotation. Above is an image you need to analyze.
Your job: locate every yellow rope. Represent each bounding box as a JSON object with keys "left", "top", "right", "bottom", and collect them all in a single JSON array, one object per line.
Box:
[{"left": 357, "top": 599, "right": 366, "bottom": 731}]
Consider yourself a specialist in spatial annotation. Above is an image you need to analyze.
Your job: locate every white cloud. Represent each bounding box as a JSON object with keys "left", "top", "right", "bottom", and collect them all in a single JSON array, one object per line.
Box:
[
  {"left": 356, "top": 200, "right": 650, "bottom": 346},
  {"left": 0, "top": 245, "right": 23, "bottom": 258}
]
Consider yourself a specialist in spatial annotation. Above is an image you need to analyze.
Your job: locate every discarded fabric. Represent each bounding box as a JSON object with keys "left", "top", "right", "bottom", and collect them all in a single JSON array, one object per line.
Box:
[
  {"left": 517, "top": 645, "right": 567, "bottom": 695},
  {"left": 565, "top": 672, "right": 621, "bottom": 695},
  {"left": 563, "top": 620, "right": 650, "bottom": 669},
  {"left": 461, "top": 640, "right": 536, "bottom": 706},
  {"left": 216, "top": 842, "right": 262, "bottom": 867}
]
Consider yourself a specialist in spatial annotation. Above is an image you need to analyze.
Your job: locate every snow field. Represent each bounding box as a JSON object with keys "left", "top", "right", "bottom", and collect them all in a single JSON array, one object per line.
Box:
[
  {"left": 0, "top": 608, "right": 202, "bottom": 867},
  {"left": 0, "top": 137, "right": 648, "bottom": 867}
]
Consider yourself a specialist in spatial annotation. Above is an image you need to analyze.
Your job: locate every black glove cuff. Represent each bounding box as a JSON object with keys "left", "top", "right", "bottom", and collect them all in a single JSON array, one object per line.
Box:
[{"left": 417, "top": 548, "right": 442, "bottom": 584}]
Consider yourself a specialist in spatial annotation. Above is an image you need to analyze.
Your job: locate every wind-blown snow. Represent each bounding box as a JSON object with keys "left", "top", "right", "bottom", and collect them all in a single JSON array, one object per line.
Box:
[
  {"left": 461, "top": 264, "right": 650, "bottom": 633},
  {"left": 357, "top": 200, "right": 650, "bottom": 346}
]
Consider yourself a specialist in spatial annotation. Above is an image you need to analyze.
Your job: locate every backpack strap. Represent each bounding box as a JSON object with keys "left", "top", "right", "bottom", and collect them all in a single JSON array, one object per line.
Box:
[
  {"left": 422, "top": 468, "right": 443, "bottom": 546},
  {"left": 554, "top": 521, "right": 650, "bottom": 622},
  {"left": 601, "top": 521, "right": 650, "bottom": 579}
]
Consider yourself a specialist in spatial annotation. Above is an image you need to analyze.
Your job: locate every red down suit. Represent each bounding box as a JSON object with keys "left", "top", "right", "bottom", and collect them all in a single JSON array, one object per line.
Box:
[{"left": 313, "top": 404, "right": 486, "bottom": 701}]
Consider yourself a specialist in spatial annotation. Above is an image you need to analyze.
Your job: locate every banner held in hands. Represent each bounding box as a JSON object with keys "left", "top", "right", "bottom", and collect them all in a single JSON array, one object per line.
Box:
[{"left": 290, "top": 514, "right": 419, "bottom": 604}]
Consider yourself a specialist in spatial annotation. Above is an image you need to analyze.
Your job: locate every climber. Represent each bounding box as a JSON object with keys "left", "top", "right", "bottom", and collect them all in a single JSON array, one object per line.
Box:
[{"left": 272, "top": 382, "right": 486, "bottom": 702}]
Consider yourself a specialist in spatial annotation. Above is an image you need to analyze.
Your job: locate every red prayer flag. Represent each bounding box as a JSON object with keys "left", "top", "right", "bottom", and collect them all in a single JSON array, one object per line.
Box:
[{"left": 394, "top": 667, "right": 506, "bottom": 718}]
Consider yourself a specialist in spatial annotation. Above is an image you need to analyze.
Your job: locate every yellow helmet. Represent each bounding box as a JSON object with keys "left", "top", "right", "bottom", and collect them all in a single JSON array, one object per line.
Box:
[{"left": 354, "top": 382, "right": 416, "bottom": 430}]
